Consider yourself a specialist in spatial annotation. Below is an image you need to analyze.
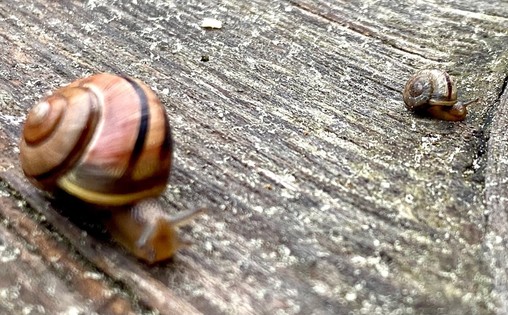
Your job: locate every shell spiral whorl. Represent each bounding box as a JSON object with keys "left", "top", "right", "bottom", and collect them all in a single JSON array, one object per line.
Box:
[{"left": 403, "top": 69, "right": 457, "bottom": 111}]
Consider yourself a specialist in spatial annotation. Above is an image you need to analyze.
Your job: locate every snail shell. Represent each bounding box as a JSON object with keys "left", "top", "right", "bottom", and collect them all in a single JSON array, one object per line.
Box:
[
  {"left": 403, "top": 69, "right": 477, "bottom": 121},
  {"left": 20, "top": 73, "right": 172, "bottom": 203},
  {"left": 20, "top": 73, "right": 202, "bottom": 263}
]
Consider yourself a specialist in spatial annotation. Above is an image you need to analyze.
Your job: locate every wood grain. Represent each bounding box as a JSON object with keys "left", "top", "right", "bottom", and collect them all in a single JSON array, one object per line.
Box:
[
  {"left": 0, "top": 183, "right": 138, "bottom": 315},
  {"left": 0, "top": 0, "right": 507, "bottom": 314},
  {"left": 485, "top": 81, "right": 508, "bottom": 314}
]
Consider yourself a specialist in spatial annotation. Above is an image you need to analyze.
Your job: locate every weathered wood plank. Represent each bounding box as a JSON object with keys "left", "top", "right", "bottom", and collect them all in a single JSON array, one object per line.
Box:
[
  {"left": 0, "top": 193, "right": 137, "bottom": 315},
  {"left": 486, "top": 82, "right": 508, "bottom": 314},
  {"left": 0, "top": 226, "right": 86, "bottom": 315},
  {"left": 0, "top": 168, "right": 202, "bottom": 315},
  {"left": 0, "top": 0, "right": 507, "bottom": 314}
]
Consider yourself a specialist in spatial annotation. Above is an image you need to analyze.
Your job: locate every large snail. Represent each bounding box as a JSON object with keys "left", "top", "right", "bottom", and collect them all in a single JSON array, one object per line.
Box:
[
  {"left": 19, "top": 73, "right": 204, "bottom": 264},
  {"left": 403, "top": 69, "right": 478, "bottom": 121}
]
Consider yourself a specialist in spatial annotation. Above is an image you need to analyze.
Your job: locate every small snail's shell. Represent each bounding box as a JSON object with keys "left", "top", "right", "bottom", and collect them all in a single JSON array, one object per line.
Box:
[
  {"left": 403, "top": 69, "right": 457, "bottom": 111},
  {"left": 20, "top": 73, "right": 172, "bottom": 206}
]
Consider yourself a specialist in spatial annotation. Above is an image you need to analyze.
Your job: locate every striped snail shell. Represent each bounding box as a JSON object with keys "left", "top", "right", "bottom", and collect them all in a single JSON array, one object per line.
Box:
[
  {"left": 19, "top": 73, "right": 203, "bottom": 263},
  {"left": 403, "top": 69, "right": 478, "bottom": 121}
]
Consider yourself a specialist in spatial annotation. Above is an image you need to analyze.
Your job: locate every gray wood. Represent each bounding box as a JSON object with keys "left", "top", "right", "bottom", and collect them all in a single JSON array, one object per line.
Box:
[
  {"left": 0, "top": 0, "right": 507, "bottom": 314},
  {"left": 0, "top": 187, "right": 138, "bottom": 315},
  {"left": 486, "top": 84, "right": 508, "bottom": 313}
]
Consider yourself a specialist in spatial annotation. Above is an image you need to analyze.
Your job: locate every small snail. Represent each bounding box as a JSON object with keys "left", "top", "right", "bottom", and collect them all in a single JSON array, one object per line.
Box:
[
  {"left": 19, "top": 73, "right": 204, "bottom": 263},
  {"left": 403, "top": 69, "right": 478, "bottom": 121}
]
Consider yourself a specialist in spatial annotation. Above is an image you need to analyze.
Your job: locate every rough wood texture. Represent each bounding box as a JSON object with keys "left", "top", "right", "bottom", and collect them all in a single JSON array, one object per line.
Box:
[
  {"left": 486, "top": 83, "right": 508, "bottom": 314},
  {"left": 0, "top": 0, "right": 507, "bottom": 314}
]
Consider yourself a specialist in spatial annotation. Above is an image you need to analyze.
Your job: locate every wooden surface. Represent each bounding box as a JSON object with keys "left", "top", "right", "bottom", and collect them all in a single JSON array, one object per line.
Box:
[{"left": 0, "top": 1, "right": 507, "bottom": 314}]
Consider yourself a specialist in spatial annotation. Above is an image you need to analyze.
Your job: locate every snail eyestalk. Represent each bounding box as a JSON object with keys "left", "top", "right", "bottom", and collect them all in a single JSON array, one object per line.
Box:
[{"left": 461, "top": 98, "right": 480, "bottom": 108}]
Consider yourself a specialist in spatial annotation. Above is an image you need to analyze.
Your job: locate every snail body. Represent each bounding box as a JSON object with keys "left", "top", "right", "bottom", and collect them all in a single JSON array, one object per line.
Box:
[
  {"left": 403, "top": 69, "right": 478, "bottom": 121},
  {"left": 20, "top": 73, "right": 202, "bottom": 263}
]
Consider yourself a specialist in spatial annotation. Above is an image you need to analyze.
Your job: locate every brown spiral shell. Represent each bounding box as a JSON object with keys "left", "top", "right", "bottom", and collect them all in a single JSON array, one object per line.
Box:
[
  {"left": 20, "top": 73, "right": 172, "bottom": 206},
  {"left": 403, "top": 69, "right": 457, "bottom": 111}
]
